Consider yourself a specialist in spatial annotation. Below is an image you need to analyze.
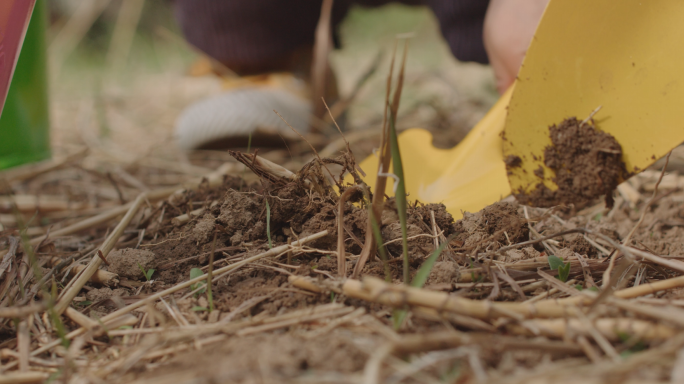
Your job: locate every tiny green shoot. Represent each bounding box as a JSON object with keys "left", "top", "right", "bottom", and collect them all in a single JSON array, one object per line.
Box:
[
  {"left": 548, "top": 255, "right": 570, "bottom": 282},
  {"left": 617, "top": 332, "right": 647, "bottom": 357},
  {"left": 207, "top": 231, "right": 217, "bottom": 313},
  {"left": 189, "top": 268, "right": 206, "bottom": 296},
  {"left": 137, "top": 263, "right": 154, "bottom": 281},
  {"left": 192, "top": 306, "right": 208, "bottom": 312},
  {"left": 393, "top": 239, "right": 451, "bottom": 329},
  {"left": 12, "top": 200, "right": 69, "bottom": 348},
  {"left": 369, "top": 208, "right": 392, "bottom": 282},
  {"left": 388, "top": 107, "right": 409, "bottom": 284}
]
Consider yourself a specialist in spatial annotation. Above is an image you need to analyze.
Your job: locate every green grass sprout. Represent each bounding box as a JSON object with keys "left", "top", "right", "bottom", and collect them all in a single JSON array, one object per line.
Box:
[
  {"left": 393, "top": 238, "right": 450, "bottom": 329},
  {"left": 388, "top": 108, "right": 409, "bottom": 284},
  {"left": 137, "top": 262, "right": 154, "bottom": 281},
  {"left": 369, "top": 208, "right": 392, "bottom": 282},
  {"left": 548, "top": 255, "right": 571, "bottom": 282},
  {"left": 189, "top": 268, "right": 206, "bottom": 296}
]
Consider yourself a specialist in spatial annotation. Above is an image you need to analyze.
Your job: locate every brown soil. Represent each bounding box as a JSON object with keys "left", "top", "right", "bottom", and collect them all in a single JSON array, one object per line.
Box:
[
  {"left": 504, "top": 154, "right": 522, "bottom": 172},
  {"left": 132, "top": 330, "right": 375, "bottom": 383},
  {"left": 106, "top": 248, "right": 157, "bottom": 279},
  {"left": 3, "top": 148, "right": 684, "bottom": 383},
  {"left": 451, "top": 201, "right": 529, "bottom": 252},
  {"left": 515, "top": 117, "right": 630, "bottom": 208}
]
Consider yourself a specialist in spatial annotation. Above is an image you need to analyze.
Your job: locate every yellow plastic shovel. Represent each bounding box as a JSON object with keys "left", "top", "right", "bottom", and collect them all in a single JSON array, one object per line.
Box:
[{"left": 358, "top": 0, "right": 684, "bottom": 219}]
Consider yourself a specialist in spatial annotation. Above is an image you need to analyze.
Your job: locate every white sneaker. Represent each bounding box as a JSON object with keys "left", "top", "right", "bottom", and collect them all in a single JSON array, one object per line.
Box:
[{"left": 175, "top": 73, "right": 312, "bottom": 150}]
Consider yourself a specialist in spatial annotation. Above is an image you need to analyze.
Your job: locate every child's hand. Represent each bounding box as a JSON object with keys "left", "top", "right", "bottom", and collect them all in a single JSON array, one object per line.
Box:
[{"left": 484, "top": 0, "right": 549, "bottom": 94}]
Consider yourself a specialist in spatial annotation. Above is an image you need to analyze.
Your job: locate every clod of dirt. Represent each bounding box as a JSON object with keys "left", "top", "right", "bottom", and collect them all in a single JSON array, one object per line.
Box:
[
  {"left": 452, "top": 201, "right": 529, "bottom": 251},
  {"left": 217, "top": 191, "right": 263, "bottom": 240},
  {"left": 299, "top": 205, "right": 339, "bottom": 249},
  {"left": 382, "top": 222, "right": 431, "bottom": 258},
  {"left": 504, "top": 155, "right": 522, "bottom": 172},
  {"left": 192, "top": 214, "right": 216, "bottom": 243},
  {"left": 133, "top": 331, "right": 372, "bottom": 383},
  {"left": 515, "top": 117, "right": 630, "bottom": 208},
  {"left": 567, "top": 235, "right": 598, "bottom": 258},
  {"left": 85, "top": 287, "right": 127, "bottom": 303},
  {"left": 426, "top": 261, "right": 460, "bottom": 285},
  {"left": 504, "top": 246, "right": 540, "bottom": 261},
  {"left": 107, "top": 248, "right": 157, "bottom": 280}
]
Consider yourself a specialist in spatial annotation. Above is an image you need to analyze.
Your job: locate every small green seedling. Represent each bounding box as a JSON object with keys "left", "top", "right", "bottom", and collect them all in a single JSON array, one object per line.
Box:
[
  {"left": 189, "top": 268, "right": 206, "bottom": 295},
  {"left": 617, "top": 332, "right": 647, "bottom": 357},
  {"left": 137, "top": 263, "right": 155, "bottom": 281},
  {"left": 393, "top": 239, "right": 451, "bottom": 329},
  {"left": 388, "top": 107, "right": 409, "bottom": 285},
  {"left": 191, "top": 306, "right": 208, "bottom": 312},
  {"left": 548, "top": 255, "right": 571, "bottom": 282},
  {"left": 369, "top": 209, "right": 392, "bottom": 282}
]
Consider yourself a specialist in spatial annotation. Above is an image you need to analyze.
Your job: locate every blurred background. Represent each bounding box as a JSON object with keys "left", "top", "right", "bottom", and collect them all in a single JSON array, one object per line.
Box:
[{"left": 48, "top": 0, "right": 497, "bottom": 168}]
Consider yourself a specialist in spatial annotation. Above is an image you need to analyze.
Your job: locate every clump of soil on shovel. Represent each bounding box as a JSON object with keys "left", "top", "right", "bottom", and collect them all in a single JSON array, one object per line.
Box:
[{"left": 515, "top": 117, "right": 630, "bottom": 208}]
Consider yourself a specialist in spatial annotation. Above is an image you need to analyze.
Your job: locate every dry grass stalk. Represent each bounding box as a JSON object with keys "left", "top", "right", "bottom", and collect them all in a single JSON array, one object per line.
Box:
[
  {"left": 237, "top": 306, "right": 354, "bottom": 336},
  {"left": 228, "top": 151, "right": 296, "bottom": 186},
  {"left": 0, "top": 371, "right": 49, "bottom": 384},
  {"left": 625, "top": 246, "right": 684, "bottom": 273},
  {"left": 17, "top": 316, "right": 30, "bottom": 372},
  {"left": 607, "top": 297, "right": 684, "bottom": 327},
  {"left": 337, "top": 186, "right": 363, "bottom": 277},
  {"left": 171, "top": 201, "right": 218, "bottom": 225},
  {"left": 310, "top": 0, "right": 334, "bottom": 124},
  {"left": 54, "top": 193, "right": 147, "bottom": 314},
  {"left": 0, "top": 195, "right": 90, "bottom": 213},
  {"left": 64, "top": 307, "right": 98, "bottom": 330},
  {"left": 50, "top": 0, "right": 113, "bottom": 75},
  {"left": 391, "top": 331, "right": 583, "bottom": 355},
  {"left": 66, "top": 264, "right": 119, "bottom": 286},
  {"left": 106, "top": 0, "right": 145, "bottom": 73},
  {"left": 58, "top": 231, "right": 330, "bottom": 337},
  {"left": 411, "top": 307, "right": 495, "bottom": 332},
  {"left": 0, "top": 302, "right": 46, "bottom": 319},
  {"left": 624, "top": 151, "right": 671, "bottom": 245},
  {"left": 0, "top": 236, "right": 18, "bottom": 280},
  {"left": 340, "top": 276, "right": 684, "bottom": 320},
  {"left": 354, "top": 40, "right": 407, "bottom": 278},
  {"left": 12, "top": 314, "right": 139, "bottom": 368},
  {"left": 363, "top": 331, "right": 583, "bottom": 384},
  {"left": 0, "top": 148, "right": 88, "bottom": 183},
  {"left": 304, "top": 307, "right": 366, "bottom": 339},
  {"left": 29, "top": 162, "right": 233, "bottom": 246},
  {"left": 524, "top": 279, "right": 577, "bottom": 303},
  {"left": 288, "top": 275, "right": 326, "bottom": 293},
  {"left": 593, "top": 153, "right": 672, "bottom": 309},
  {"left": 511, "top": 318, "right": 675, "bottom": 341}
]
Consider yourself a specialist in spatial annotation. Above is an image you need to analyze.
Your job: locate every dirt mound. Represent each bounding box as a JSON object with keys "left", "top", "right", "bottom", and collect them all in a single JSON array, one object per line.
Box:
[
  {"left": 133, "top": 330, "right": 373, "bottom": 383},
  {"left": 452, "top": 201, "right": 528, "bottom": 251},
  {"left": 107, "top": 248, "right": 157, "bottom": 279},
  {"left": 515, "top": 117, "right": 630, "bottom": 208}
]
